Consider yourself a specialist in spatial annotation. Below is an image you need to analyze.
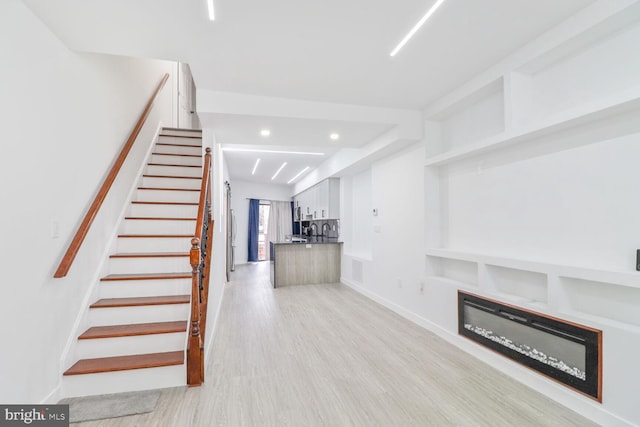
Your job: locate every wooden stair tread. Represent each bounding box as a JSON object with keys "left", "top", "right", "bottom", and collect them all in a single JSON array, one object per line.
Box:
[
  {"left": 110, "top": 252, "right": 188, "bottom": 258},
  {"left": 90, "top": 295, "right": 190, "bottom": 308},
  {"left": 159, "top": 134, "right": 202, "bottom": 139},
  {"left": 101, "top": 272, "right": 191, "bottom": 281},
  {"left": 118, "top": 234, "right": 193, "bottom": 238},
  {"left": 138, "top": 187, "right": 199, "bottom": 192},
  {"left": 147, "top": 163, "right": 201, "bottom": 168},
  {"left": 124, "top": 217, "right": 196, "bottom": 221},
  {"left": 143, "top": 174, "right": 201, "bottom": 180},
  {"left": 152, "top": 152, "right": 202, "bottom": 158},
  {"left": 131, "top": 201, "right": 198, "bottom": 205},
  {"left": 79, "top": 321, "right": 187, "bottom": 339},
  {"left": 161, "top": 127, "right": 202, "bottom": 132},
  {"left": 64, "top": 351, "right": 184, "bottom": 375},
  {"left": 156, "top": 142, "right": 201, "bottom": 148}
]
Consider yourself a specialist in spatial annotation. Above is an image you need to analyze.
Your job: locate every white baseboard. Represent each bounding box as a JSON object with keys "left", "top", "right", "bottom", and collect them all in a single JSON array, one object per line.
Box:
[
  {"left": 205, "top": 282, "right": 226, "bottom": 362},
  {"left": 40, "top": 382, "right": 62, "bottom": 404}
]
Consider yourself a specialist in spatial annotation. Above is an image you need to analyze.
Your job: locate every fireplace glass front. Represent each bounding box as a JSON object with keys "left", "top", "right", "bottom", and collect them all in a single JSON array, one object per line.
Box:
[{"left": 458, "top": 291, "right": 602, "bottom": 401}]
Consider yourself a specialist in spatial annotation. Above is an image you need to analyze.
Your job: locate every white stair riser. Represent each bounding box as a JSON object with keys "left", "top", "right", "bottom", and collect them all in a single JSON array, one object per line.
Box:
[
  {"left": 150, "top": 153, "right": 201, "bottom": 166},
  {"left": 155, "top": 144, "right": 201, "bottom": 156},
  {"left": 146, "top": 164, "right": 202, "bottom": 177},
  {"left": 76, "top": 332, "right": 186, "bottom": 359},
  {"left": 99, "top": 278, "right": 191, "bottom": 299},
  {"left": 116, "top": 237, "right": 193, "bottom": 253},
  {"left": 120, "top": 219, "right": 196, "bottom": 234},
  {"left": 136, "top": 189, "right": 200, "bottom": 203},
  {"left": 128, "top": 203, "right": 199, "bottom": 218},
  {"left": 62, "top": 363, "right": 186, "bottom": 398},
  {"left": 108, "top": 256, "right": 191, "bottom": 275},
  {"left": 89, "top": 304, "right": 190, "bottom": 327},
  {"left": 158, "top": 135, "right": 202, "bottom": 145},
  {"left": 142, "top": 176, "right": 201, "bottom": 189}
]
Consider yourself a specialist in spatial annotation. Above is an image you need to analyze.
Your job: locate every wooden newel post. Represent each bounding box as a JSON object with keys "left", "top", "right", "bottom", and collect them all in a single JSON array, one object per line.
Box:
[{"left": 187, "top": 237, "right": 202, "bottom": 386}]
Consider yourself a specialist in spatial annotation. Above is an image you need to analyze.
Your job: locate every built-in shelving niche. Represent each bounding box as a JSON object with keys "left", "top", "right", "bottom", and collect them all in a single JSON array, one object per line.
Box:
[
  {"left": 560, "top": 277, "right": 640, "bottom": 327},
  {"left": 512, "top": 15, "right": 640, "bottom": 130},
  {"left": 483, "top": 264, "right": 548, "bottom": 305},
  {"left": 424, "top": 14, "right": 640, "bottom": 169},
  {"left": 425, "top": 77, "right": 505, "bottom": 159},
  {"left": 426, "top": 255, "right": 478, "bottom": 289}
]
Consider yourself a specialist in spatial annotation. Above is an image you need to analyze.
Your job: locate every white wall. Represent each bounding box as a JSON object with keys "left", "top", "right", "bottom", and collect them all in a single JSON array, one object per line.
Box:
[
  {"left": 341, "top": 142, "right": 426, "bottom": 311},
  {"left": 228, "top": 179, "right": 292, "bottom": 264},
  {"left": 0, "top": 0, "right": 177, "bottom": 404},
  {"left": 341, "top": 170, "right": 373, "bottom": 260},
  {"left": 204, "top": 133, "right": 228, "bottom": 358},
  {"left": 445, "top": 135, "right": 640, "bottom": 270}
]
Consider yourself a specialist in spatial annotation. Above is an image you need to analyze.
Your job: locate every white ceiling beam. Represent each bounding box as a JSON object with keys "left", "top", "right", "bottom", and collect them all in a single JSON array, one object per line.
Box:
[{"left": 197, "top": 90, "right": 421, "bottom": 127}]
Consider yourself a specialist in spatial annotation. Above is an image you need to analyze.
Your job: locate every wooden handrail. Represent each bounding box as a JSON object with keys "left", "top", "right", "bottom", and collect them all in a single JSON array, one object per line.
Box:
[
  {"left": 188, "top": 147, "right": 212, "bottom": 386},
  {"left": 194, "top": 148, "right": 212, "bottom": 242},
  {"left": 54, "top": 73, "right": 170, "bottom": 278}
]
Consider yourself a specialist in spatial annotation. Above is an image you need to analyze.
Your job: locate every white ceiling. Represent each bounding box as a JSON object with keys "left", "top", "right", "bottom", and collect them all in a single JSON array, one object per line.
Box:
[
  {"left": 202, "top": 113, "right": 394, "bottom": 184},
  {"left": 23, "top": 0, "right": 596, "bottom": 186}
]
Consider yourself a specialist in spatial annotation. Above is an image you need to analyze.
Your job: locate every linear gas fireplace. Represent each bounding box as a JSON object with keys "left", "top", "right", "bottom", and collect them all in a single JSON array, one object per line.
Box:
[{"left": 458, "top": 291, "right": 602, "bottom": 401}]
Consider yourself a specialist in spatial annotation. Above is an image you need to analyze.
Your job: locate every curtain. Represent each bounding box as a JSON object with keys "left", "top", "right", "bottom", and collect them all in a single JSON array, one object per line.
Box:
[
  {"left": 247, "top": 198, "right": 260, "bottom": 262},
  {"left": 267, "top": 201, "right": 293, "bottom": 259}
]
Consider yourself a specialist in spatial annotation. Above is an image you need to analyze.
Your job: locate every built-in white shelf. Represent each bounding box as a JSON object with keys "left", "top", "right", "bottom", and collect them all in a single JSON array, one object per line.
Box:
[
  {"left": 428, "top": 273, "right": 549, "bottom": 311},
  {"left": 426, "top": 248, "right": 640, "bottom": 328},
  {"left": 425, "top": 85, "right": 640, "bottom": 167},
  {"left": 425, "top": 248, "right": 640, "bottom": 290}
]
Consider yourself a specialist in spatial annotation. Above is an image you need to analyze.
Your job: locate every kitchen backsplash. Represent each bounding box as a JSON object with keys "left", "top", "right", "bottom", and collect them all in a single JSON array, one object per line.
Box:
[{"left": 301, "top": 219, "right": 340, "bottom": 238}]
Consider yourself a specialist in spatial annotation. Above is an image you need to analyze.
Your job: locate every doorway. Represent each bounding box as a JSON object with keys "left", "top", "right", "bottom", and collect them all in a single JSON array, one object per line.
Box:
[{"left": 258, "top": 203, "right": 271, "bottom": 261}]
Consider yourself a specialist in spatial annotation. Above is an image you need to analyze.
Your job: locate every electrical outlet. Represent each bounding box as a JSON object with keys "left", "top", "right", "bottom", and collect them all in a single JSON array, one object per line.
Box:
[
  {"left": 419, "top": 279, "right": 424, "bottom": 294},
  {"left": 397, "top": 278, "right": 402, "bottom": 288}
]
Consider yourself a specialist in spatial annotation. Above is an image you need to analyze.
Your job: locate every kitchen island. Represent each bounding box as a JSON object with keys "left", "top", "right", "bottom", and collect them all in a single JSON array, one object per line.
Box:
[{"left": 269, "top": 237, "right": 343, "bottom": 288}]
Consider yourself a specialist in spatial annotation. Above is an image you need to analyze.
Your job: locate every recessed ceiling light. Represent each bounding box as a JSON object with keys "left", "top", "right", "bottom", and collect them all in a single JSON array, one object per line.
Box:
[
  {"left": 330, "top": 133, "right": 340, "bottom": 141},
  {"left": 251, "top": 158, "right": 261, "bottom": 175},
  {"left": 260, "top": 129, "right": 271, "bottom": 137},
  {"left": 272, "top": 162, "right": 287, "bottom": 180},
  {"left": 207, "top": 0, "right": 215, "bottom": 21},
  {"left": 287, "top": 167, "right": 310, "bottom": 184},
  {"left": 390, "top": 0, "right": 447, "bottom": 57},
  {"left": 222, "top": 148, "right": 325, "bottom": 156}
]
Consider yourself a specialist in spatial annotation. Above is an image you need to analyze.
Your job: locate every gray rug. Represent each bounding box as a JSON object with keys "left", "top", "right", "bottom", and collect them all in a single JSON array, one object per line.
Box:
[{"left": 59, "top": 390, "right": 161, "bottom": 423}]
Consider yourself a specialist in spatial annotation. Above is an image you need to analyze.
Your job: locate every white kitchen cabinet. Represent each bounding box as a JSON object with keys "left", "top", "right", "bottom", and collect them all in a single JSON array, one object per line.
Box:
[{"left": 294, "top": 178, "right": 340, "bottom": 220}]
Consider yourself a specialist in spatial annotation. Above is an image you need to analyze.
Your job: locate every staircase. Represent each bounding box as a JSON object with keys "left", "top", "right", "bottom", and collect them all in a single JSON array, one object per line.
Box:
[{"left": 63, "top": 128, "right": 204, "bottom": 397}]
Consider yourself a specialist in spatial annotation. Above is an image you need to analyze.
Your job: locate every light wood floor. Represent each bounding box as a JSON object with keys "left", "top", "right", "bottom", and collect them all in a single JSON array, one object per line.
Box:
[{"left": 74, "top": 262, "right": 598, "bottom": 426}]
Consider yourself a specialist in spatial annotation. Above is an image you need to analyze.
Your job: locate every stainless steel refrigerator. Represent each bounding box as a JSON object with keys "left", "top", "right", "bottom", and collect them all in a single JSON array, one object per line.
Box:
[
  {"left": 225, "top": 182, "right": 236, "bottom": 281},
  {"left": 230, "top": 209, "right": 236, "bottom": 272}
]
